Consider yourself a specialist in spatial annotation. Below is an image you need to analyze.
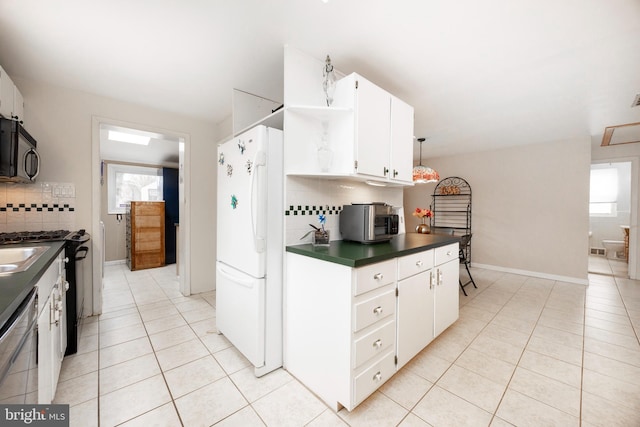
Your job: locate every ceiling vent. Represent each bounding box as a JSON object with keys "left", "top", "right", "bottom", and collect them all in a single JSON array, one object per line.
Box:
[{"left": 632, "top": 94, "right": 640, "bottom": 108}]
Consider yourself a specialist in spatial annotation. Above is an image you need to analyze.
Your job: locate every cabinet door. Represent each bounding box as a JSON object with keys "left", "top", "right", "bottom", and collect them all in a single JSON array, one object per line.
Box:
[
  {"left": 389, "top": 96, "right": 414, "bottom": 183},
  {"left": 354, "top": 77, "right": 391, "bottom": 178},
  {"left": 12, "top": 86, "right": 24, "bottom": 123},
  {"left": 51, "top": 281, "right": 66, "bottom": 388},
  {"left": 37, "top": 296, "right": 53, "bottom": 404},
  {"left": 0, "top": 66, "right": 15, "bottom": 119},
  {"left": 396, "top": 270, "right": 434, "bottom": 369},
  {"left": 434, "top": 259, "right": 459, "bottom": 337}
]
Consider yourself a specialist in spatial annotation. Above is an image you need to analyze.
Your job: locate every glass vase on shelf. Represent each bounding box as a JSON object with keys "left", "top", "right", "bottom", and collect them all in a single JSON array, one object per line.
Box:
[
  {"left": 415, "top": 217, "right": 430, "bottom": 234},
  {"left": 317, "top": 121, "right": 333, "bottom": 172}
]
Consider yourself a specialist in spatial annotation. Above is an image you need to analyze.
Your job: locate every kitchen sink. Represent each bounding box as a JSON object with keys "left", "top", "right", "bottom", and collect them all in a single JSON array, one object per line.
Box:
[{"left": 0, "top": 246, "right": 50, "bottom": 275}]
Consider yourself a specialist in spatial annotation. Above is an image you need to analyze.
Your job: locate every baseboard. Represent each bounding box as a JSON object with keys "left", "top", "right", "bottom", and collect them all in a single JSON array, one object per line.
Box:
[
  {"left": 471, "top": 263, "right": 589, "bottom": 286},
  {"left": 105, "top": 259, "right": 126, "bottom": 266}
]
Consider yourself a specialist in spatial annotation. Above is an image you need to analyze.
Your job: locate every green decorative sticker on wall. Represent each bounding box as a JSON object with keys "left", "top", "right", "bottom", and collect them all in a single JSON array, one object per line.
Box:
[{"left": 231, "top": 194, "right": 238, "bottom": 209}]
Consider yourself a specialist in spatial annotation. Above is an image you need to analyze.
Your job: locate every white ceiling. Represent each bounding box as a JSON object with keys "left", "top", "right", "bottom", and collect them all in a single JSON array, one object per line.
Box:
[
  {"left": 99, "top": 124, "right": 180, "bottom": 167},
  {"left": 1, "top": 0, "right": 639, "bottom": 159}
]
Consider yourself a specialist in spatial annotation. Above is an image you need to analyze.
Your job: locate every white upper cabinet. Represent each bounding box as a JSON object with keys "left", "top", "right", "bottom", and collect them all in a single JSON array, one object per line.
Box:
[
  {"left": 0, "top": 65, "right": 25, "bottom": 123},
  {"left": 282, "top": 48, "right": 414, "bottom": 185},
  {"left": 12, "top": 85, "right": 24, "bottom": 123},
  {"left": 389, "top": 96, "right": 414, "bottom": 183},
  {"left": 353, "top": 76, "right": 391, "bottom": 179},
  {"left": 285, "top": 73, "right": 414, "bottom": 185},
  {"left": 0, "top": 65, "right": 15, "bottom": 119}
]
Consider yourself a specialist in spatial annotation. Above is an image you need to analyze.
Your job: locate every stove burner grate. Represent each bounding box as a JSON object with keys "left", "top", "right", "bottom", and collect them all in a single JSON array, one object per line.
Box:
[{"left": 0, "top": 230, "right": 71, "bottom": 244}]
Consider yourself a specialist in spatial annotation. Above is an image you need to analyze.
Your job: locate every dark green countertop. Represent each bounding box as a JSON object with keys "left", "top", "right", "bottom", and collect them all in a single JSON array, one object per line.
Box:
[
  {"left": 0, "top": 241, "right": 66, "bottom": 330},
  {"left": 286, "top": 233, "right": 460, "bottom": 267}
]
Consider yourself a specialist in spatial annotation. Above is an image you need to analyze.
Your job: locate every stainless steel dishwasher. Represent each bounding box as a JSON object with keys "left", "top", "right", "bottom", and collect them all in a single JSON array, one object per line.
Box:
[{"left": 0, "top": 287, "right": 38, "bottom": 403}]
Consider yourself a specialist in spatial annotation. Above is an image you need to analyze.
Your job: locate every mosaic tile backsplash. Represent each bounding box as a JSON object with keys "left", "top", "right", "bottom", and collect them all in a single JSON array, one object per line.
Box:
[
  {"left": 285, "top": 176, "right": 403, "bottom": 245},
  {"left": 0, "top": 182, "right": 76, "bottom": 232}
]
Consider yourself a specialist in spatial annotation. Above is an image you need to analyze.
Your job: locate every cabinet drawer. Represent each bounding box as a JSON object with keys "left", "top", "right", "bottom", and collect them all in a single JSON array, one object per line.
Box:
[
  {"left": 435, "top": 243, "right": 458, "bottom": 266},
  {"left": 353, "top": 350, "right": 396, "bottom": 406},
  {"left": 353, "top": 320, "right": 395, "bottom": 368},
  {"left": 398, "top": 250, "right": 434, "bottom": 280},
  {"left": 353, "top": 289, "right": 396, "bottom": 332},
  {"left": 354, "top": 259, "right": 396, "bottom": 296}
]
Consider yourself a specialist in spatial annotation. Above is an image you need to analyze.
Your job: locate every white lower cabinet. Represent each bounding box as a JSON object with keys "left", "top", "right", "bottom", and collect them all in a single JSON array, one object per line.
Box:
[
  {"left": 285, "top": 242, "right": 459, "bottom": 412},
  {"left": 396, "top": 270, "right": 435, "bottom": 369},
  {"left": 434, "top": 244, "right": 460, "bottom": 337},
  {"left": 36, "top": 251, "right": 67, "bottom": 404},
  {"left": 396, "top": 249, "right": 435, "bottom": 369}
]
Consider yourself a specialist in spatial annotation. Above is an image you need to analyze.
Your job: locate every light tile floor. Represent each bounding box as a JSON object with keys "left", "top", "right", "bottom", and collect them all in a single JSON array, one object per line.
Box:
[{"left": 54, "top": 259, "right": 640, "bottom": 426}]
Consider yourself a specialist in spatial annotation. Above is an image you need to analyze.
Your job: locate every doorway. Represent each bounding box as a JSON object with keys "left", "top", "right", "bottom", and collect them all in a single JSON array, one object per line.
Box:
[
  {"left": 588, "top": 160, "right": 634, "bottom": 278},
  {"left": 91, "top": 117, "right": 191, "bottom": 315}
]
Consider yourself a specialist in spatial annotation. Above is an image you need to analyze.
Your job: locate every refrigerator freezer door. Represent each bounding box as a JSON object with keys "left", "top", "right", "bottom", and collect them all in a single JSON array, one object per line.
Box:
[
  {"left": 217, "top": 127, "right": 268, "bottom": 278},
  {"left": 216, "top": 262, "right": 265, "bottom": 368}
]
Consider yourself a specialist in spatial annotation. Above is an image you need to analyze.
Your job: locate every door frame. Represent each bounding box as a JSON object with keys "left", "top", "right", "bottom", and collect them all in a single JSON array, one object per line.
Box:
[
  {"left": 91, "top": 116, "right": 191, "bottom": 314},
  {"left": 590, "top": 157, "right": 638, "bottom": 279}
]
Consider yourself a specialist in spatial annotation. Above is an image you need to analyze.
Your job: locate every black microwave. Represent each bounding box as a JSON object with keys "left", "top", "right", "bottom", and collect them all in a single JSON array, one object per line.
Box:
[{"left": 0, "top": 117, "right": 40, "bottom": 183}]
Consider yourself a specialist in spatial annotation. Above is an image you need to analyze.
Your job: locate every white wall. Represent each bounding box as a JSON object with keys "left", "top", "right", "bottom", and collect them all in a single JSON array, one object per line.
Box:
[
  {"left": 14, "top": 78, "right": 218, "bottom": 303},
  {"left": 405, "top": 137, "right": 591, "bottom": 283}
]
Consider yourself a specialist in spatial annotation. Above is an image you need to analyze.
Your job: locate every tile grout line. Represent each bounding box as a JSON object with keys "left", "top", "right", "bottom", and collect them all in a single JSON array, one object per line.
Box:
[
  {"left": 485, "top": 276, "right": 560, "bottom": 425},
  {"left": 613, "top": 274, "right": 640, "bottom": 346},
  {"left": 132, "top": 267, "right": 186, "bottom": 427}
]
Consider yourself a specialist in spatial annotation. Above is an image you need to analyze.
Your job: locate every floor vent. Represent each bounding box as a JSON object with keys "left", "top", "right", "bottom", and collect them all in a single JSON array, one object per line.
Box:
[{"left": 590, "top": 247, "right": 606, "bottom": 256}]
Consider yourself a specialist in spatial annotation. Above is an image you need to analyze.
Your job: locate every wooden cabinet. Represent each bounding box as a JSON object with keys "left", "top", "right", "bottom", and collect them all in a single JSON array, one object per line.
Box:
[
  {"left": 37, "top": 251, "right": 67, "bottom": 404},
  {"left": 126, "top": 201, "right": 165, "bottom": 271},
  {"left": 285, "top": 242, "right": 459, "bottom": 411},
  {"left": 0, "top": 65, "right": 24, "bottom": 122},
  {"left": 284, "top": 73, "right": 414, "bottom": 185}
]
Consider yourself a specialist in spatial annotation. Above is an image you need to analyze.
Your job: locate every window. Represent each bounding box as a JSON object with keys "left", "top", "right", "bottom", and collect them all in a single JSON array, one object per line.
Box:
[
  {"left": 107, "top": 163, "right": 163, "bottom": 214},
  {"left": 589, "top": 167, "right": 617, "bottom": 217}
]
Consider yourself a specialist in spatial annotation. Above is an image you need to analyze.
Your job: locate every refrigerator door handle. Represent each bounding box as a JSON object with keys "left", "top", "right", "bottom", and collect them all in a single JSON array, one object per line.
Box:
[
  {"left": 250, "top": 150, "right": 267, "bottom": 253},
  {"left": 217, "top": 264, "right": 255, "bottom": 288}
]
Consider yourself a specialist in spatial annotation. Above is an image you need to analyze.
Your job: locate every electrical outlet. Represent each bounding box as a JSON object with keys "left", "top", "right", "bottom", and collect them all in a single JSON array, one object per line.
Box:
[{"left": 52, "top": 184, "right": 76, "bottom": 198}]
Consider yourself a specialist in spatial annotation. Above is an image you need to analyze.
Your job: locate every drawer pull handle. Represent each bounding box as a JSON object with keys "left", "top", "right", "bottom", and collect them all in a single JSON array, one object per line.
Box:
[
  {"left": 373, "top": 306, "right": 383, "bottom": 315},
  {"left": 416, "top": 260, "right": 423, "bottom": 267},
  {"left": 373, "top": 371, "right": 382, "bottom": 382},
  {"left": 373, "top": 339, "right": 382, "bottom": 349},
  {"left": 373, "top": 273, "right": 384, "bottom": 280},
  {"left": 438, "top": 269, "right": 443, "bottom": 286},
  {"left": 446, "top": 251, "right": 452, "bottom": 256}
]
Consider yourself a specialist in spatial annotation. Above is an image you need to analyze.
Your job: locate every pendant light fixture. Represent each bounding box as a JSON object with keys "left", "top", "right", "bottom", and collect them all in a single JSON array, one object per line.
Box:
[{"left": 412, "top": 137, "right": 439, "bottom": 183}]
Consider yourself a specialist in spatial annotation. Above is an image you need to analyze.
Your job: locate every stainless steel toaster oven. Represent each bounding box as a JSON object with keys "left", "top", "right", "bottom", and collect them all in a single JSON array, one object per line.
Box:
[{"left": 339, "top": 203, "right": 399, "bottom": 243}]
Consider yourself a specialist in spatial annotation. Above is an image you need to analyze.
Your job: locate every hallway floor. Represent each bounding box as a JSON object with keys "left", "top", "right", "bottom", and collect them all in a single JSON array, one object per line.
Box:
[{"left": 54, "top": 260, "right": 640, "bottom": 426}]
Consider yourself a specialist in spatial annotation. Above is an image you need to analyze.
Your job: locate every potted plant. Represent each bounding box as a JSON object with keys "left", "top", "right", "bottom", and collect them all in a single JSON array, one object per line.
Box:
[{"left": 300, "top": 214, "right": 330, "bottom": 246}]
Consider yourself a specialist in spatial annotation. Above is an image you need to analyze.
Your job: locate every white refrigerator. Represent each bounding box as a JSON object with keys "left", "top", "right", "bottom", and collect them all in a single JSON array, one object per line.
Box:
[{"left": 216, "top": 125, "right": 283, "bottom": 377}]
